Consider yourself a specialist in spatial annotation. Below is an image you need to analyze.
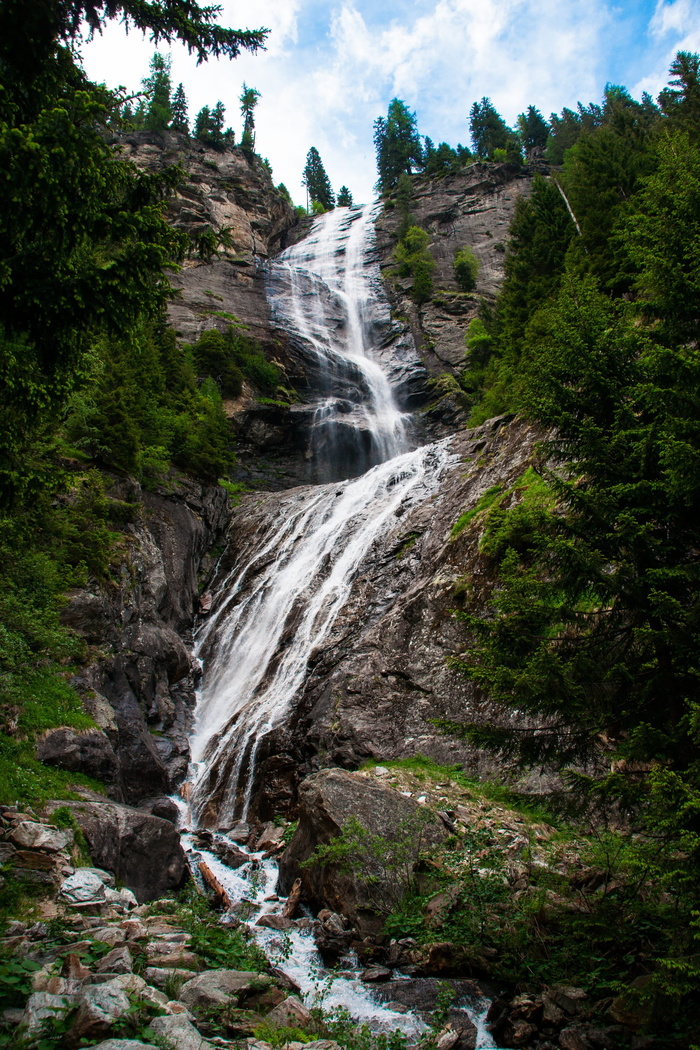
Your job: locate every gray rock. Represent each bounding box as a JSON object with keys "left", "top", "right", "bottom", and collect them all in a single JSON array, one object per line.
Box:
[
  {"left": 61, "top": 869, "right": 108, "bottom": 906},
  {"left": 36, "top": 727, "right": 120, "bottom": 787},
  {"left": 266, "top": 995, "right": 313, "bottom": 1028},
  {"left": 224, "top": 821, "right": 251, "bottom": 843},
  {"left": 72, "top": 981, "right": 132, "bottom": 1042},
  {"left": 150, "top": 1012, "right": 218, "bottom": 1049},
  {"left": 279, "top": 769, "right": 448, "bottom": 924},
  {"left": 19, "top": 991, "right": 73, "bottom": 1037},
  {"left": 90, "top": 1042, "right": 159, "bottom": 1050},
  {"left": 96, "top": 946, "right": 133, "bottom": 975},
  {"left": 178, "top": 969, "right": 270, "bottom": 1011},
  {"left": 9, "top": 821, "right": 72, "bottom": 852},
  {"left": 255, "top": 914, "right": 294, "bottom": 931},
  {"left": 45, "top": 800, "right": 187, "bottom": 902}
]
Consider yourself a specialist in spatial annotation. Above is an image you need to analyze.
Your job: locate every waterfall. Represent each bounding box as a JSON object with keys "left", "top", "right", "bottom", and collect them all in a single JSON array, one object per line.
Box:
[
  {"left": 187, "top": 204, "right": 450, "bottom": 826},
  {"left": 266, "top": 204, "right": 413, "bottom": 480},
  {"left": 181, "top": 206, "right": 499, "bottom": 1046}
]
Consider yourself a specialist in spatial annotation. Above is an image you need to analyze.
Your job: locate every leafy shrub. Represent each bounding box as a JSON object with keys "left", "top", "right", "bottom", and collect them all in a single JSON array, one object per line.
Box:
[
  {"left": 453, "top": 247, "right": 480, "bottom": 291},
  {"left": 393, "top": 226, "right": 435, "bottom": 304}
]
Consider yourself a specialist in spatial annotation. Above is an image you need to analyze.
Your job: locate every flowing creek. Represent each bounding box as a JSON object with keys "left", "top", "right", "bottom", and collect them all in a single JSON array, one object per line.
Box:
[{"left": 178, "top": 206, "right": 499, "bottom": 1047}]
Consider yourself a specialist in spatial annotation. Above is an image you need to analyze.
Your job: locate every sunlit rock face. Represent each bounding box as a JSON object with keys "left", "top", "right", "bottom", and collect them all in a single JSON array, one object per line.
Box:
[{"left": 374, "top": 161, "right": 536, "bottom": 382}]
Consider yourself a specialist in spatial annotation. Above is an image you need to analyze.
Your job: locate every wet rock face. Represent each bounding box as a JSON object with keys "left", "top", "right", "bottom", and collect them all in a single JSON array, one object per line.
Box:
[
  {"left": 278, "top": 768, "right": 448, "bottom": 924},
  {"left": 57, "top": 475, "right": 230, "bottom": 805},
  {"left": 241, "top": 415, "right": 544, "bottom": 818},
  {"left": 374, "top": 162, "right": 536, "bottom": 382}
]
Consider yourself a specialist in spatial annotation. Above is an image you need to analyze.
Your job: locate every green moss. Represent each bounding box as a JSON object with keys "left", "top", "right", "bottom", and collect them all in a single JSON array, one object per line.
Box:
[{"left": 451, "top": 483, "right": 504, "bottom": 537}]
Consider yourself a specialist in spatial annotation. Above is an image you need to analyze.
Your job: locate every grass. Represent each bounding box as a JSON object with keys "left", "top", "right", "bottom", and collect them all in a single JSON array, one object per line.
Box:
[{"left": 451, "top": 483, "right": 504, "bottom": 538}]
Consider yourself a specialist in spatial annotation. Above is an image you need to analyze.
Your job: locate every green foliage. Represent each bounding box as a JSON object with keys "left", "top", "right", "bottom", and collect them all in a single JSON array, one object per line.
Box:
[
  {"left": 517, "top": 105, "right": 549, "bottom": 152},
  {"left": 374, "top": 99, "right": 423, "bottom": 193},
  {"left": 393, "top": 226, "right": 435, "bottom": 304},
  {"left": 240, "top": 83, "right": 261, "bottom": 152},
  {"left": 142, "top": 51, "right": 172, "bottom": 131},
  {"left": 421, "top": 138, "right": 472, "bottom": 178},
  {"left": 253, "top": 1023, "right": 312, "bottom": 1046},
  {"left": 0, "top": 955, "right": 41, "bottom": 1010},
  {"left": 336, "top": 186, "right": 353, "bottom": 207},
  {"left": 302, "top": 811, "right": 434, "bottom": 916},
  {"left": 453, "top": 246, "right": 479, "bottom": 292},
  {"left": 469, "top": 98, "right": 521, "bottom": 162},
  {"left": 303, "top": 147, "right": 335, "bottom": 210},
  {"left": 170, "top": 81, "right": 189, "bottom": 133},
  {"left": 451, "top": 483, "right": 504, "bottom": 538},
  {"left": 175, "top": 887, "right": 267, "bottom": 971}
]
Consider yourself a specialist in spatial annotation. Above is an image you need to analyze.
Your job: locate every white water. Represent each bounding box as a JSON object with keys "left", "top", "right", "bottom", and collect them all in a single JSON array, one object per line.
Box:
[
  {"left": 183, "top": 206, "right": 499, "bottom": 1046},
  {"left": 267, "top": 204, "right": 411, "bottom": 476}
]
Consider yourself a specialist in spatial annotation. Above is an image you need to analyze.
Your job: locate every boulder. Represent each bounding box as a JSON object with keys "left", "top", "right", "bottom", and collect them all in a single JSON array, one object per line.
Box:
[
  {"left": 255, "top": 914, "right": 295, "bottom": 931},
  {"left": 225, "top": 821, "right": 252, "bottom": 843},
  {"left": 138, "top": 796, "right": 181, "bottom": 823},
  {"left": 211, "top": 839, "right": 249, "bottom": 869},
  {"left": 61, "top": 869, "right": 109, "bottom": 907},
  {"left": 266, "top": 995, "right": 313, "bottom": 1028},
  {"left": 71, "top": 982, "right": 132, "bottom": 1042},
  {"left": 45, "top": 799, "right": 187, "bottom": 902},
  {"left": 9, "top": 821, "right": 72, "bottom": 852},
  {"left": 90, "top": 1042, "right": 159, "bottom": 1050},
  {"left": 96, "top": 946, "right": 133, "bottom": 975},
  {"left": 150, "top": 1013, "right": 218, "bottom": 1050},
  {"left": 279, "top": 769, "right": 448, "bottom": 923},
  {"left": 19, "top": 992, "right": 73, "bottom": 1039},
  {"left": 178, "top": 969, "right": 271, "bottom": 1011},
  {"left": 36, "top": 728, "right": 120, "bottom": 788}
]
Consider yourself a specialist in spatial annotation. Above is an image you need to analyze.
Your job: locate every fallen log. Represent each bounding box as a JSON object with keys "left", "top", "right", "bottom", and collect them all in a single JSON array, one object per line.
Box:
[{"left": 199, "top": 859, "right": 232, "bottom": 909}]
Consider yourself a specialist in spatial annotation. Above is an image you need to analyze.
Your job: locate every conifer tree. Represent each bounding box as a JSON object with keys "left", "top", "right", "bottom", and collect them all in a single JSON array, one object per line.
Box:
[
  {"left": 240, "top": 83, "right": 261, "bottom": 152},
  {"left": 170, "top": 82, "right": 189, "bottom": 133},
  {"left": 516, "top": 105, "right": 549, "bottom": 153},
  {"left": 302, "top": 147, "right": 335, "bottom": 210},
  {"left": 373, "top": 99, "right": 423, "bottom": 192},
  {"left": 143, "top": 52, "right": 172, "bottom": 131},
  {"left": 469, "top": 97, "right": 521, "bottom": 161},
  {"left": 337, "top": 186, "right": 353, "bottom": 206}
]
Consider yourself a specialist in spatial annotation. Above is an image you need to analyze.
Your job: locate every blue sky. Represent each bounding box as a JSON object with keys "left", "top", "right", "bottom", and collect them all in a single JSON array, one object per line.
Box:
[{"left": 80, "top": 0, "right": 700, "bottom": 206}]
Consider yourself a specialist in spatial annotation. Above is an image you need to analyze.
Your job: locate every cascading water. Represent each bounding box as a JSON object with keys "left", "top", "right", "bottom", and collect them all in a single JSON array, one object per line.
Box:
[
  {"left": 266, "top": 204, "right": 414, "bottom": 479},
  {"left": 181, "top": 206, "right": 498, "bottom": 1046}
]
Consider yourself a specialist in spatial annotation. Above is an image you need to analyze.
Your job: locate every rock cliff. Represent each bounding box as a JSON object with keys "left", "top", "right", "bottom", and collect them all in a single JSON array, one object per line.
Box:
[
  {"left": 52, "top": 474, "right": 230, "bottom": 807},
  {"left": 375, "top": 162, "right": 535, "bottom": 377}
]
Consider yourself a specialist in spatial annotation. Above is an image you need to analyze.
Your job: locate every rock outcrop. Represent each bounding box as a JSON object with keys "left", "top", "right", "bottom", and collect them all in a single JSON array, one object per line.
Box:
[
  {"left": 226, "top": 414, "right": 543, "bottom": 819},
  {"left": 43, "top": 799, "right": 187, "bottom": 903},
  {"left": 375, "top": 162, "right": 536, "bottom": 382},
  {"left": 54, "top": 474, "right": 230, "bottom": 805},
  {"left": 279, "top": 768, "right": 448, "bottom": 925},
  {"left": 120, "top": 129, "right": 298, "bottom": 349}
]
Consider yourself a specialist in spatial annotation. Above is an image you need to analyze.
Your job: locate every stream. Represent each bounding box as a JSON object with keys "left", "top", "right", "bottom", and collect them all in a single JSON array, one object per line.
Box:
[{"left": 178, "top": 205, "right": 500, "bottom": 1047}]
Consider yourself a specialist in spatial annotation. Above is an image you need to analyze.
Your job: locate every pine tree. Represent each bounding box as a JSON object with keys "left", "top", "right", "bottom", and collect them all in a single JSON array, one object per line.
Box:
[
  {"left": 516, "top": 105, "right": 549, "bottom": 153},
  {"left": 194, "top": 106, "right": 211, "bottom": 142},
  {"left": 143, "top": 52, "right": 172, "bottom": 132},
  {"left": 302, "top": 147, "right": 334, "bottom": 210},
  {"left": 170, "top": 82, "right": 189, "bottom": 133},
  {"left": 469, "top": 97, "right": 521, "bottom": 161},
  {"left": 337, "top": 186, "right": 353, "bottom": 206},
  {"left": 240, "top": 83, "right": 260, "bottom": 152},
  {"left": 373, "top": 99, "right": 423, "bottom": 193}
]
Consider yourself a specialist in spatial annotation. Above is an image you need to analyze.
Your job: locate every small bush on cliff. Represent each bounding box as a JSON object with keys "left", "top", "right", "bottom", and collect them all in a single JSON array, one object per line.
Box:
[
  {"left": 393, "top": 226, "right": 436, "bottom": 304},
  {"left": 453, "top": 246, "right": 479, "bottom": 291},
  {"left": 302, "top": 811, "right": 434, "bottom": 916}
]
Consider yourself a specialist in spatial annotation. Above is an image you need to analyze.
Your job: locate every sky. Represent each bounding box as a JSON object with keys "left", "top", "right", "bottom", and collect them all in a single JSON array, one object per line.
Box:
[{"left": 79, "top": 0, "right": 700, "bottom": 206}]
